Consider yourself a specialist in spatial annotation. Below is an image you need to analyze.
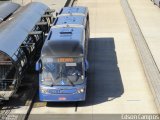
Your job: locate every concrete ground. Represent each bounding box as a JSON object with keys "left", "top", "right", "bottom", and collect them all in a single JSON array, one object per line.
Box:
[
  {"left": 29, "top": 0, "right": 158, "bottom": 118},
  {"left": 127, "top": 0, "right": 160, "bottom": 78}
]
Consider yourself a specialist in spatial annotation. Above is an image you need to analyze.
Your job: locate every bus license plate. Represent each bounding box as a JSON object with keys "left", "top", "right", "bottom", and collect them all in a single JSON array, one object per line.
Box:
[{"left": 59, "top": 97, "right": 66, "bottom": 101}]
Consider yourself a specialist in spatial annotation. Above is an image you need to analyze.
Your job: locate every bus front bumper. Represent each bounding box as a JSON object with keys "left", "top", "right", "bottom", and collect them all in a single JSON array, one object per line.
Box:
[
  {"left": 39, "top": 92, "right": 86, "bottom": 102},
  {"left": 39, "top": 86, "right": 86, "bottom": 102}
]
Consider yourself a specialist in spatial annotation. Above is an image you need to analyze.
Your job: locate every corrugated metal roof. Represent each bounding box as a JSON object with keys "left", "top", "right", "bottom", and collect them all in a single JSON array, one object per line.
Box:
[
  {"left": 0, "top": 2, "right": 49, "bottom": 60},
  {"left": 0, "top": 2, "right": 20, "bottom": 23}
]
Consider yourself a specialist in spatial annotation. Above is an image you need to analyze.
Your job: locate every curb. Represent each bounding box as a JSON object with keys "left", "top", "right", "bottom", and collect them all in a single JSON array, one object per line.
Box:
[{"left": 121, "top": 0, "right": 160, "bottom": 113}]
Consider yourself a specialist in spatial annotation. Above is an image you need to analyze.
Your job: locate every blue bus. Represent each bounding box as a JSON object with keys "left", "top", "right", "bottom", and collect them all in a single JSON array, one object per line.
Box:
[{"left": 36, "top": 6, "right": 90, "bottom": 102}]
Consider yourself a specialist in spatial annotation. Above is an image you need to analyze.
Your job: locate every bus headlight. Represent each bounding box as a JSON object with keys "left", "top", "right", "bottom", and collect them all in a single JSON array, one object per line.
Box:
[
  {"left": 40, "top": 88, "right": 48, "bottom": 94},
  {"left": 77, "top": 88, "right": 85, "bottom": 93}
]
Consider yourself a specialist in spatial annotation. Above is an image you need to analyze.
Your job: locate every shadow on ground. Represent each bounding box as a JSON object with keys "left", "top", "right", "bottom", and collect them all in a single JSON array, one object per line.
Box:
[
  {"left": 80, "top": 37, "right": 124, "bottom": 106},
  {"left": 46, "top": 37, "right": 124, "bottom": 107}
]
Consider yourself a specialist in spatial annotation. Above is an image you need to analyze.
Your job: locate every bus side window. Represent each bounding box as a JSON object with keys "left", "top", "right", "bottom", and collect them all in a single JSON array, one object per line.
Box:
[
  {"left": 85, "top": 59, "right": 89, "bottom": 71},
  {"left": 85, "top": 25, "right": 88, "bottom": 55}
]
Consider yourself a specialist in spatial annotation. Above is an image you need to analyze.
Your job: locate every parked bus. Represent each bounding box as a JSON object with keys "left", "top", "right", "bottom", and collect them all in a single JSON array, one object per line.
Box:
[
  {"left": 37, "top": 27, "right": 89, "bottom": 101},
  {"left": 36, "top": 6, "right": 90, "bottom": 102}
]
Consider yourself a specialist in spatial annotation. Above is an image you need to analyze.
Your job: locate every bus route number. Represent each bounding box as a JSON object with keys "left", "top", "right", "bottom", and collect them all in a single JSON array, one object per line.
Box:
[{"left": 58, "top": 58, "right": 74, "bottom": 63}]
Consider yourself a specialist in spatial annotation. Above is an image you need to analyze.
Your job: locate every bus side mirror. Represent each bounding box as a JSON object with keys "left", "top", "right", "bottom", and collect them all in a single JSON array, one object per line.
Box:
[{"left": 35, "top": 59, "right": 42, "bottom": 73}]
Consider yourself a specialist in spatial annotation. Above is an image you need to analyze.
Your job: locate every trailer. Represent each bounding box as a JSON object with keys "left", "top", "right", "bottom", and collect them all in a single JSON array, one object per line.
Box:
[
  {"left": 0, "top": 2, "right": 52, "bottom": 101},
  {"left": 0, "top": 2, "right": 20, "bottom": 23}
]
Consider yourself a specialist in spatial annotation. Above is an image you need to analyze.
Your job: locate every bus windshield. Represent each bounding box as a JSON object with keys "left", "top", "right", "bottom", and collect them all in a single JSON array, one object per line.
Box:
[{"left": 41, "top": 57, "right": 84, "bottom": 86}]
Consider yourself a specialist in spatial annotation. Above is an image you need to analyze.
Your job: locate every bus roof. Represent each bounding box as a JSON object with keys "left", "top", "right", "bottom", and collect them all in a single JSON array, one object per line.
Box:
[
  {"left": 0, "top": 2, "right": 20, "bottom": 23},
  {"left": 42, "top": 27, "right": 84, "bottom": 57},
  {"left": 53, "top": 15, "right": 86, "bottom": 28},
  {"left": 58, "top": 6, "right": 88, "bottom": 16},
  {"left": 0, "top": 2, "right": 49, "bottom": 61}
]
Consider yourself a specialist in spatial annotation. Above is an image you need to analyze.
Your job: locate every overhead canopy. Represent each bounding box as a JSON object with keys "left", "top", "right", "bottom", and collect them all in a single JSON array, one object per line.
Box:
[
  {"left": 59, "top": 6, "right": 88, "bottom": 16},
  {"left": 0, "top": 2, "right": 49, "bottom": 61},
  {"left": 42, "top": 27, "right": 84, "bottom": 57},
  {"left": 0, "top": 2, "right": 20, "bottom": 23},
  {"left": 53, "top": 15, "right": 86, "bottom": 27}
]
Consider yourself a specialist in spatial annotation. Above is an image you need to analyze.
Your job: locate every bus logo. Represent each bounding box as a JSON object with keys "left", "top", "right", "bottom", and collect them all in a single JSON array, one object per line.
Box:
[{"left": 61, "top": 80, "right": 65, "bottom": 85}]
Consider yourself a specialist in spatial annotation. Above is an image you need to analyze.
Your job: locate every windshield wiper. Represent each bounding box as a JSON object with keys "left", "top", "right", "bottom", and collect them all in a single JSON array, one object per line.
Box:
[
  {"left": 67, "top": 77, "right": 75, "bottom": 87},
  {"left": 62, "top": 65, "right": 75, "bottom": 87},
  {"left": 53, "top": 65, "right": 75, "bottom": 86}
]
